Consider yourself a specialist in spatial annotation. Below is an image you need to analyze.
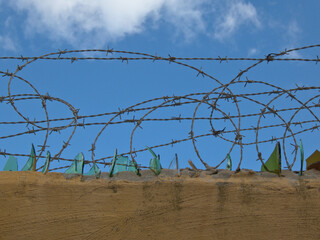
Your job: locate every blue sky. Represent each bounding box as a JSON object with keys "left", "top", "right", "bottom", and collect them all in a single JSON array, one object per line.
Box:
[{"left": 0, "top": 0, "right": 320, "bottom": 173}]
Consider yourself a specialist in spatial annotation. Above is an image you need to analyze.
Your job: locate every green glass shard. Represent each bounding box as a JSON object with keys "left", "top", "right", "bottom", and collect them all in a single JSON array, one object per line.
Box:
[
  {"left": 147, "top": 146, "right": 157, "bottom": 159},
  {"left": 64, "top": 152, "right": 84, "bottom": 174},
  {"left": 147, "top": 146, "right": 161, "bottom": 175},
  {"left": 21, "top": 144, "right": 36, "bottom": 171},
  {"left": 128, "top": 160, "right": 139, "bottom": 175},
  {"left": 113, "top": 156, "right": 128, "bottom": 175},
  {"left": 168, "top": 157, "right": 175, "bottom": 169},
  {"left": 3, "top": 156, "right": 18, "bottom": 171},
  {"left": 168, "top": 154, "right": 180, "bottom": 176},
  {"left": 109, "top": 149, "right": 118, "bottom": 177},
  {"left": 110, "top": 149, "right": 140, "bottom": 177},
  {"left": 109, "top": 149, "right": 129, "bottom": 177},
  {"left": 299, "top": 139, "right": 304, "bottom": 176},
  {"left": 84, "top": 163, "right": 101, "bottom": 178},
  {"left": 226, "top": 154, "right": 232, "bottom": 171},
  {"left": 42, "top": 151, "right": 51, "bottom": 174},
  {"left": 261, "top": 142, "right": 281, "bottom": 174}
]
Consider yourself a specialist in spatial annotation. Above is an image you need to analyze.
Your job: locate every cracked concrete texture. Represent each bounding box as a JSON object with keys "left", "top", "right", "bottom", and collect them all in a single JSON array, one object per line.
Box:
[{"left": 0, "top": 170, "right": 320, "bottom": 240}]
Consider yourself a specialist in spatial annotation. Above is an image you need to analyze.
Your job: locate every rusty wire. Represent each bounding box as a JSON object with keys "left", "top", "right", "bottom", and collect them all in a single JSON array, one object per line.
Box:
[{"left": 0, "top": 44, "right": 320, "bottom": 173}]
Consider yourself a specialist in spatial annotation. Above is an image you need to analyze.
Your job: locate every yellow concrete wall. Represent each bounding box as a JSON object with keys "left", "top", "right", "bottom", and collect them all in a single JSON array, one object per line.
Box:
[{"left": 0, "top": 171, "right": 320, "bottom": 240}]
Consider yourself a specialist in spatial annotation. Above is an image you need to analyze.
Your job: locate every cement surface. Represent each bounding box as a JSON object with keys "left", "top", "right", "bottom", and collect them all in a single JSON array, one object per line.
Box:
[{"left": 0, "top": 169, "right": 320, "bottom": 239}]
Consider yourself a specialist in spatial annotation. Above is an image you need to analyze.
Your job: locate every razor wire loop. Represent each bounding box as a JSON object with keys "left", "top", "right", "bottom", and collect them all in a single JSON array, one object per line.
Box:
[
  {"left": 0, "top": 44, "right": 320, "bottom": 172},
  {"left": 3, "top": 50, "right": 79, "bottom": 173}
]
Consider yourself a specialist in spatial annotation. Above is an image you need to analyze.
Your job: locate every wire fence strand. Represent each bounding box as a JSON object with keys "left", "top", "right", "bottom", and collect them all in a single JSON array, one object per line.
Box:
[{"left": 1, "top": 44, "right": 320, "bottom": 173}]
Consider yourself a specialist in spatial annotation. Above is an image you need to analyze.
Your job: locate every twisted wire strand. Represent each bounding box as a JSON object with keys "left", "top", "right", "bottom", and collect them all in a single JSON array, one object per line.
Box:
[{"left": 0, "top": 44, "right": 319, "bottom": 173}]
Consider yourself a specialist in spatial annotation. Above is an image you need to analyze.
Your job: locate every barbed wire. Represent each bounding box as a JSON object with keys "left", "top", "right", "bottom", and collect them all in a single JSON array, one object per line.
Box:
[{"left": 1, "top": 44, "right": 320, "bottom": 173}]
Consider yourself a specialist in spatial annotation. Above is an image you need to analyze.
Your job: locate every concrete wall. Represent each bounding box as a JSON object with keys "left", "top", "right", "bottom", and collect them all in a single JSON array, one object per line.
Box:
[{"left": 0, "top": 170, "right": 320, "bottom": 240}]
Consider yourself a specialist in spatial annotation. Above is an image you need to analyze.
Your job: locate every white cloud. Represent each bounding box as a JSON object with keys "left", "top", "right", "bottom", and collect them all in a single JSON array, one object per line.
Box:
[
  {"left": 248, "top": 48, "right": 258, "bottom": 56},
  {"left": 11, "top": 0, "right": 208, "bottom": 48},
  {"left": 286, "top": 50, "right": 302, "bottom": 59},
  {"left": 162, "top": 0, "right": 207, "bottom": 41},
  {"left": 213, "top": 0, "right": 260, "bottom": 41},
  {"left": 6, "top": 0, "right": 262, "bottom": 48},
  {"left": 0, "top": 35, "right": 17, "bottom": 52},
  {"left": 287, "top": 21, "right": 300, "bottom": 39},
  {"left": 286, "top": 20, "right": 301, "bottom": 46},
  {"left": 282, "top": 21, "right": 302, "bottom": 58}
]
